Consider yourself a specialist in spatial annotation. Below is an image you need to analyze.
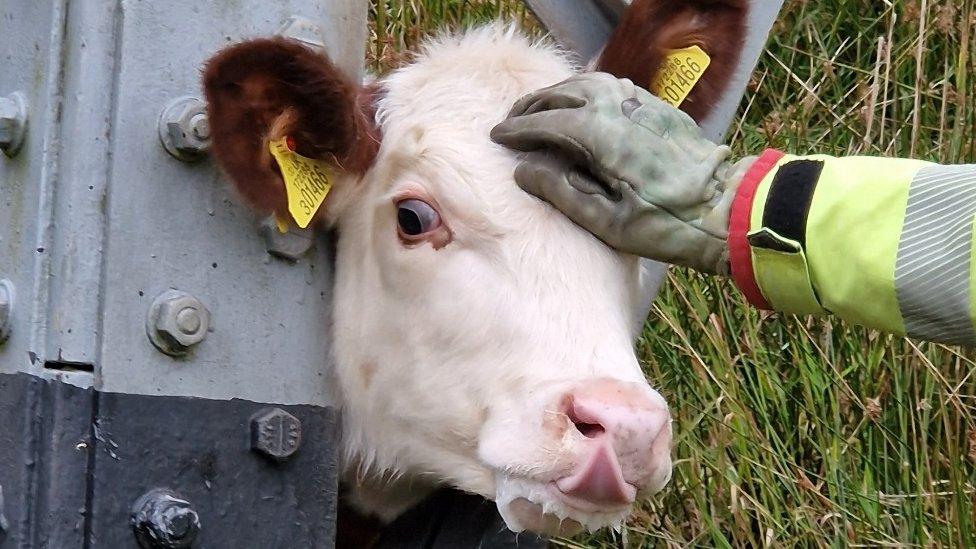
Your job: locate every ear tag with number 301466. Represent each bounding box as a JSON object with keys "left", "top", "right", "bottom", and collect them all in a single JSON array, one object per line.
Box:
[
  {"left": 268, "top": 136, "right": 334, "bottom": 231},
  {"left": 649, "top": 45, "right": 711, "bottom": 108}
]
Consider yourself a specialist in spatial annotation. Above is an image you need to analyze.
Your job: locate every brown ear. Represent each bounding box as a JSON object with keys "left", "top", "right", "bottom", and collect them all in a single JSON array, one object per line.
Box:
[
  {"left": 203, "top": 38, "right": 380, "bottom": 217},
  {"left": 596, "top": 0, "right": 749, "bottom": 122}
]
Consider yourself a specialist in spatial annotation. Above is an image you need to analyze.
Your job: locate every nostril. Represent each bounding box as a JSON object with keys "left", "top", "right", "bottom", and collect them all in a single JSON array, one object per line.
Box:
[
  {"left": 573, "top": 421, "right": 605, "bottom": 439},
  {"left": 567, "top": 402, "right": 606, "bottom": 439}
]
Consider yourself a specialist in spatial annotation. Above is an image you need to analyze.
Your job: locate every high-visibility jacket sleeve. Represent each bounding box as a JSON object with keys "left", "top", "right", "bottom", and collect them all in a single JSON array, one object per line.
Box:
[{"left": 728, "top": 149, "right": 976, "bottom": 346}]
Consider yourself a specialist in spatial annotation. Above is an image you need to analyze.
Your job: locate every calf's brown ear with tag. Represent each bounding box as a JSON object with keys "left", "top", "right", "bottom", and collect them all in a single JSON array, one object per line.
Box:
[
  {"left": 596, "top": 0, "right": 749, "bottom": 122},
  {"left": 202, "top": 38, "right": 380, "bottom": 220}
]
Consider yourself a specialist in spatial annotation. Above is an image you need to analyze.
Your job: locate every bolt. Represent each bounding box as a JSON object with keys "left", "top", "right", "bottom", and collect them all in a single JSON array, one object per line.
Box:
[
  {"left": 158, "top": 97, "right": 210, "bottom": 161},
  {"left": 131, "top": 489, "right": 200, "bottom": 549},
  {"left": 189, "top": 113, "right": 210, "bottom": 141},
  {"left": 251, "top": 407, "right": 302, "bottom": 461},
  {"left": 146, "top": 290, "right": 210, "bottom": 357},
  {"left": 0, "top": 280, "right": 13, "bottom": 345},
  {"left": 0, "top": 92, "right": 28, "bottom": 158},
  {"left": 175, "top": 307, "right": 201, "bottom": 334},
  {"left": 260, "top": 217, "right": 315, "bottom": 261}
]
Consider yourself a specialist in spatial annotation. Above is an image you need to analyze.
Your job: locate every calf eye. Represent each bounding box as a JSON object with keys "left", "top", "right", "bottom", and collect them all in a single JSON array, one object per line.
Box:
[{"left": 396, "top": 199, "right": 441, "bottom": 236}]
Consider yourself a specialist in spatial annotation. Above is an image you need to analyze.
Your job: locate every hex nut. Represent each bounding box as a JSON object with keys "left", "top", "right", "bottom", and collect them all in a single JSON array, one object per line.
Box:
[
  {"left": 158, "top": 97, "right": 210, "bottom": 161},
  {"left": 251, "top": 407, "right": 302, "bottom": 461},
  {"left": 260, "top": 217, "right": 315, "bottom": 261},
  {"left": 147, "top": 290, "right": 211, "bottom": 357},
  {"left": 131, "top": 489, "right": 200, "bottom": 549},
  {"left": 0, "top": 280, "right": 13, "bottom": 345},
  {"left": 0, "top": 92, "right": 28, "bottom": 158}
]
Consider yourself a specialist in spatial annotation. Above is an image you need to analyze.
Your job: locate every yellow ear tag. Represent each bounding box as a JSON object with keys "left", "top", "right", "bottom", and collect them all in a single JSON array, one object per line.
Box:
[
  {"left": 268, "top": 136, "right": 333, "bottom": 229},
  {"left": 649, "top": 45, "right": 711, "bottom": 108}
]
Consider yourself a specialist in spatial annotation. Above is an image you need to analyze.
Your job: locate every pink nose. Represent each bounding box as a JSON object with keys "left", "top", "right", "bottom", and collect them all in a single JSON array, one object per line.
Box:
[{"left": 555, "top": 380, "right": 671, "bottom": 505}]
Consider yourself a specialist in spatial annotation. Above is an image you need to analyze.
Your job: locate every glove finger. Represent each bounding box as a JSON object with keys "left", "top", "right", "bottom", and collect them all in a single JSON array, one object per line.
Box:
[
  {"left": 565, "top": 167, "right": 620, "bottom": 200},
  {"left": 508, "top": 82, "right": 566, "bottom": 118},
  {"left": 513, "top": 155, "right": 619, "bottom": 237},
  {"left": 506, "top": 73, "right": 613, "bottom": 117},
  {"left": 511, "top": 90, "right": 587, "bottom": 117},
  {"left": 491, "top": 110, "right": 593, "bottom": 164}
]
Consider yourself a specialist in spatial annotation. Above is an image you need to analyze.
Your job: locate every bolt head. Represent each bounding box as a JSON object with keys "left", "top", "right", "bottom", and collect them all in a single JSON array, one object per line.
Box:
[
  {"left": 189, "top": 113, "right": 210, "bottom": 140},
  {"left": 131, "top": 489, "right": 200, "bottom": 549},
  {"left": 260, "top": 217, "right": 315, "bottom": 261},
  {"left": 175, "top": 307, "right": 202, "bottom": 334},
  {"left": 251, "top": 407, "right": 302, "bottom": 460},
  {"left": 0, "top": 93, "right": 28, "bottom": 157},
  {"left": 0, "top": 101, "right": 17, "bottom": 142},
  {"left": 147, "top": 290, "right": 210, "bottom": 356},
  {"left": 158, "top": 97, "right": 210, "bottom": 161},
  {"left": 0, "top": 280, "right": 12, "bottom": 345}
]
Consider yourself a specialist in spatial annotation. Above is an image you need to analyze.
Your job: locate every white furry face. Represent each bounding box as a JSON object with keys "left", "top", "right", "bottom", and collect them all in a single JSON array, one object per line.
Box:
[{"left": 330, "top": 26, "right": 673, "bottom": 535}]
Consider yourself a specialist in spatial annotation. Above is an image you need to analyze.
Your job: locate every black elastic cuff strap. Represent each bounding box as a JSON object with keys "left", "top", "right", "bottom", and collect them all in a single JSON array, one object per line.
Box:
[{"left": 761, "top": 160, "right": 824, "bottom": 247}]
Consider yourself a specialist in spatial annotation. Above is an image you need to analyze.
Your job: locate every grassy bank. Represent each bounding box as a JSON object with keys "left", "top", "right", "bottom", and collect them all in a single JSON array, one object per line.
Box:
[{"left": 370, "top": 1, "right": 976, "bottom": 546}]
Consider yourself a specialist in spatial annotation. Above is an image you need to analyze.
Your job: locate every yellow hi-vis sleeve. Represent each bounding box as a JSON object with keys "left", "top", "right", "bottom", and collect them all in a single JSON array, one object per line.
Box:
[{"left": 733, "top": 152, "right": 976, "bottom": 346}]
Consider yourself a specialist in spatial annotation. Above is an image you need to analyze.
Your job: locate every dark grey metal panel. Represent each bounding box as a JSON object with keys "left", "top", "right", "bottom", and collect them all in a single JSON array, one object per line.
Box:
[
  {"left": 0, "top": 372, "right": 338, "bottom": 548},
  {"left": 86, "top": 392, "right": 338, "bottom": 548},
  {"left": 0, "top": 372, "right": 94, "bottom": 548}
]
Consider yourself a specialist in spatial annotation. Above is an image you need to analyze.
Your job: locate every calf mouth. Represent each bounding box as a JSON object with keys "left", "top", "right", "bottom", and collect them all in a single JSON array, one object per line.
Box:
[{"left": 493, "top": 474, "right": 633, "bottom": 535}]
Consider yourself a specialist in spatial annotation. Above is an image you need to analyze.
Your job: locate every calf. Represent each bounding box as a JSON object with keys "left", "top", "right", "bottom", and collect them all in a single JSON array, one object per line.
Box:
[{"left": 203, "top": 0, "right": 747, "bottom": 536}]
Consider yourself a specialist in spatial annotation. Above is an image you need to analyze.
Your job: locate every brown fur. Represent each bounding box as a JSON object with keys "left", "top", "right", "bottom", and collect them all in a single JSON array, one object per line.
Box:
[
  {"left": 597, "top": 0, "right": 749, "bottom": 122},
  {"left": 202, "top": 38, "right": 380, "bottom": 217}
]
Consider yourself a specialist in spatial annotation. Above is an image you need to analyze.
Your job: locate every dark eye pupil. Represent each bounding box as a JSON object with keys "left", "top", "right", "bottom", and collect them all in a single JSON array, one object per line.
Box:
[
  {"left": 396, "top": 198, "right": 440, "bottom": 237},
  {"left": 398, "top": 206, "right": 424, "bottom": 235}
]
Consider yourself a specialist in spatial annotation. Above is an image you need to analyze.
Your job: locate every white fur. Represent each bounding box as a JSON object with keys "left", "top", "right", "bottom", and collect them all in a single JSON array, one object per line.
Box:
[{"left": 326, "top": 24, "right": 671, "bottom": 531}]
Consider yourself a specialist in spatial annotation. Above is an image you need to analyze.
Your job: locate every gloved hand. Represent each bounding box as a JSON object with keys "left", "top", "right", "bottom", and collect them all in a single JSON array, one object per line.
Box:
[{"left": 490, "top": 72, "right": 756, "bottom": 275}]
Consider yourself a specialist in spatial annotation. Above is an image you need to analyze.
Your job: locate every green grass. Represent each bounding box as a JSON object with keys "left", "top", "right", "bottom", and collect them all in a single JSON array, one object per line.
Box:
[{"left": 370, "top": 0, "right": 976, "bottom": 546}]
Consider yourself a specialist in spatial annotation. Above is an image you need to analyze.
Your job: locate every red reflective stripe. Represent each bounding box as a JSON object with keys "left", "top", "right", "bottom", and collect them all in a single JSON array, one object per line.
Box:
[{"left": 728, "top": 149, "right": 785, "bottom": 310}]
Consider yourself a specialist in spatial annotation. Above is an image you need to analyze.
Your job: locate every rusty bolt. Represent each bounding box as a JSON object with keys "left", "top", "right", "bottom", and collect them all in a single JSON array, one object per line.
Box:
[
  {"left": 251, "top": 407, "right": 302, "bottom": 460},
  {"left": 158, "top": 97, "right": 210, "bottom": 161},
  {"left": 260, "top": 217, "right": 315, "bottom": 261},
  {"left": 146, "top": 289, "right": 210, "bottom": 357},
  {"left": 131, "top": 489, "right": 200, "bottom": 549},
  {"left": 0, "top": 279, "right": 13, "bottom": 345},
  {"left": 0, "top": 92, "right": 28, "bottom": 158}
]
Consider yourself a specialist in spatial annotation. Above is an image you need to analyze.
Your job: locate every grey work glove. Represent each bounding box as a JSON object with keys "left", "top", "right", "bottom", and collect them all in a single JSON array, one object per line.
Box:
[{"left": 490, "top": 72, "right": 756, "bottom": 275}]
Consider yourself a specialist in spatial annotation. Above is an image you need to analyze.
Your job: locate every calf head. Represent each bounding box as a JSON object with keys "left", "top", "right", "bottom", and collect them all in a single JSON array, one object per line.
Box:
[{"left": 203, "top": 0, "right": 746, "bottom": 536}]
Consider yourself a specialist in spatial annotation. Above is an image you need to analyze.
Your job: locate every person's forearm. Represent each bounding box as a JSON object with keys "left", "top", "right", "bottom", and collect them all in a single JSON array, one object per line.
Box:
[{"left": 730, "top": 151, "right": 976, "bottom": 346}]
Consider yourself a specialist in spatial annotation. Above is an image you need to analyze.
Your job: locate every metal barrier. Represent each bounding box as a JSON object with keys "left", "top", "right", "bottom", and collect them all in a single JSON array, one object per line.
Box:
[{"left": 0, "top": 1, "right": 365, "bottom": 546}]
